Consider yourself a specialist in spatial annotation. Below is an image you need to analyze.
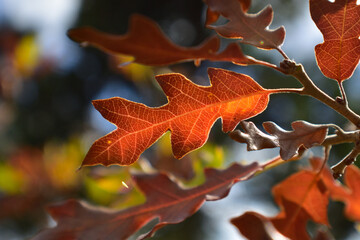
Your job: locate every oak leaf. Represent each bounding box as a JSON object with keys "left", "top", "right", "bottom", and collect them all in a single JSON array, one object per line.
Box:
[
  {"left": 328, "top": 165, "right": 360, "bottom": 221},
  {"left": 231, "top": 200, "right": 311, "bottom": 240},
  {"left": 262, "top": 121, "right": 328, "bottom": 160},
  {"left": 83, "top": 68, "right": 273, "bottom": 166},
  {"left": 310, "top": 0, "right": 360, "bottom": 81},
  {"left": 310, "top": 158, "right": 360, "bottom": 222},
  {"left": 232, "top": 158, "right": 330, "bottom": 240},
  {"left": 229, "top": 121, "right": 278, "bottom": 151},
  {"left": 230, "top": 121, "right": 328, "bottom": 160},
  {"left": 204, "top": 0, "right": 285, "bottom": 49},
  {"left": 68, "top": 14, "right": 254, "bottom": 66},
  {"left": 33, "top": 162, "right": 260, "bottom": 240},
  {"left": 205, "top": 0, "right": 251, "bottom": 26}
]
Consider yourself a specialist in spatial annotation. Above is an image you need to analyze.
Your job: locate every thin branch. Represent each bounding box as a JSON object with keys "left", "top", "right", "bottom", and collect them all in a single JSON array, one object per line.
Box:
[
  {"left": 276, "top": 47, "right": 290, "bottom": 60},
  {"left": 279, "top": 60, "right": 360, "bottom": 128},
  {"left": 322, "top": 125, "right": 359, "bottom": 146},
  {"left": 336, "top": 81, "right": 348, "bottom": 106},
  {"left": 269, "top": 88, "right": 304, "bottom": 94},
  {"left": 254, "top": 147, "right": 306, "bottom": 177},
  {"left": 248, "top": 58, "right": 287, "bottom": 73},
  {"left": 331, "top": 132, "right": 360, "bottom": 179}
]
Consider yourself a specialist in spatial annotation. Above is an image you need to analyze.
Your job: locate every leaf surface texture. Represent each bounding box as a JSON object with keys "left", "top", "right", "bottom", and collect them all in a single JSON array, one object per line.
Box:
[
  {"left": 33, "top": 162, "right": 260, "bottom": 240},
  {"left": 83, "top": 68, "right": 272, "bottom": 166},
  {"left": 310, "top": 0, "right": 360, "bottom": 81}
]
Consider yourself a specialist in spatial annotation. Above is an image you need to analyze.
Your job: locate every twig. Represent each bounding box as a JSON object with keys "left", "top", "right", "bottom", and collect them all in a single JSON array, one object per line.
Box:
[
  {"left": 322, "top": 125, "right": 359, "bottom": 146},
  {"left": 336, "top": 81, "right": 348, "bottom": 106},
  {"left": 331, "top": 134, "right": 360, "bottom": 179},
  {"left": 249, "top": 58, "right": 287, "bottom": 73},
  {"left": 279, "top": 60, "right": 360, "bottom": 128},
  {"left": 276, "top": 47, "right": 290, "bottom": 60}
]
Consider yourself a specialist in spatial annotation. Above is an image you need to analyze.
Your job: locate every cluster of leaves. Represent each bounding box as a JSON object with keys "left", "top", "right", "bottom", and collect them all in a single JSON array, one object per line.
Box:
[{"left": 33, "top": 0, "right": 360, "bottom": 239}]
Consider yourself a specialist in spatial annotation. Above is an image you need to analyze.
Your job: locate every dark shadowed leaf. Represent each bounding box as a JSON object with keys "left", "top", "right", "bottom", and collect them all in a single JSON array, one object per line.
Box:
[
  {"left": 205, "top": 0, "right": 251, "bottom": 25},
  {"left": 204, "top": 0, "right": 285, "bottom": 50},
  {"left": 33, "top": 162, "right": 261, "bottom": 240},
  {"left": 68, "top": 14, "right": 255, "bottom": 66}
]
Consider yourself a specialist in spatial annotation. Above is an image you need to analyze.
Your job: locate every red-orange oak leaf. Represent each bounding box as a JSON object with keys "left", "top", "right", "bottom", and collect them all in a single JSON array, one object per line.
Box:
[
  {"left": 33, "top": 162, "right": 260, "bottom": 240},
  {"left": 68, "top": 14, "right": 255, "bottom": 66},
  {"left": 83, "top": 68, "right": 273, "bottom": 166},
  {"left": 232, "top": 159, "right": 330, "bottom": 240},
  {"left": 232, "top": 200, "right": 311, "bottom": 240},
  {"left": 309, "top": 157, "right": 360, "bottom": 222},
  {"left": 328, "top": 165, "right": 360, "bottom": 221},
  {"left": 204, "top": 0, "right": 285, "bottom": 50},
  {"left": 310, "top": 0, "right": 360, "bottom": 82}
]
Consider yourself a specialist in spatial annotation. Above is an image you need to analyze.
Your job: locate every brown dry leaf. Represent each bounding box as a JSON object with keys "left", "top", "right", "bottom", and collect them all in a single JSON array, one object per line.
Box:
[
  {"left": 263, "top": 121, "right": 328, "bottom": 160},
  {"left": 204, "top": 0, "right": 285, "bottom": 50},
  {"left": 229, "top": 121, "right": 278, "bottom": 151}
]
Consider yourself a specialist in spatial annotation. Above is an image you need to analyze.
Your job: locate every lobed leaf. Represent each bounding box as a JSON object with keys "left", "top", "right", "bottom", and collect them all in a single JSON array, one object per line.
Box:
[
  {"left": 204, "top": 0, "right": 285, "bottom": 50},
  {"left": 263, "top": 121, "right": 328, "bottom": 160},
  {"left": 82, "top": 68, "right": 273, "bottom": 167},
  {"left": 68, "top": 14, "right": 255, "bottom": 66},
  {"left": 33, "top": 162, "right": 261, "bottom": 240},
  {"left": 232, "top": 200, "right": 312, "bottom": 240},
  {"left": 326, "top": 165, "right": 360, "bottom": 221},
  {"left": 230, "top": 120, "right": 328, "bottom": 160},
  {"left": 310, "top": 0, "right": 360, "bottom": 82},
  {"left": 205, "top": 0, "right": 251, "bottom": 26},
  {"left": 229, "top": 121, "right": 278, "bottom": 151},
  {"left": 232, "top": 158, "right": 330, "bottom": 240}
]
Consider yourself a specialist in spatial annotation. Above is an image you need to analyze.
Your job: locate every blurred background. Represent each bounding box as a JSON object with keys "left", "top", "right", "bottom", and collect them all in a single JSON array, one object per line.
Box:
[{"left": 0, "top": 0, "right": 359, "bottom": 239}]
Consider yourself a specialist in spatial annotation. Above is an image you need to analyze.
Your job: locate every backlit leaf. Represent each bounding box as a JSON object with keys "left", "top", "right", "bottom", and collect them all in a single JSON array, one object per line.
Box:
[
  {"left": 232, "top": 158, "right": 330, "bottom": 240},
  {"left": 204, "top": 0, "right": 286, "bottom": 50},
  {"left": 328, "top": 165, "right": 360, "bottom": 221},
  {"left": 82, "top": 68, "right": 274, "bottom": 167},
  {"left": 68, "top": 14, "right": 254, "bottom": 66},
  {"left": 33, "top": 162, "right": 260, "bottom": 240},
  {"left": 310, "top": 0, "right": 360, "bottom": 81}
]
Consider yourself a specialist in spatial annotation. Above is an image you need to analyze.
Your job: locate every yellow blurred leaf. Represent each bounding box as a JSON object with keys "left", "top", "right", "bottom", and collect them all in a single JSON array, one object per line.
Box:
[
  {"left": 14, "top": 35, "right": 40, "bottom": 76},
  {"left": 112, "top": 55, "right": 154, "bottom": 81},
  {"left": 43, "top": 138, "right": 84, "bottom": 189},
  {"left": 0, "top": 163, "right": 24, "bottom": 194}
]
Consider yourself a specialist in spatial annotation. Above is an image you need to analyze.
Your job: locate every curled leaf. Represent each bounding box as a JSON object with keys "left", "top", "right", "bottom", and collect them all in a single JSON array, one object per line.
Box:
[{"left": 229, "top": 121, "right": 277, "bottom": 151}]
